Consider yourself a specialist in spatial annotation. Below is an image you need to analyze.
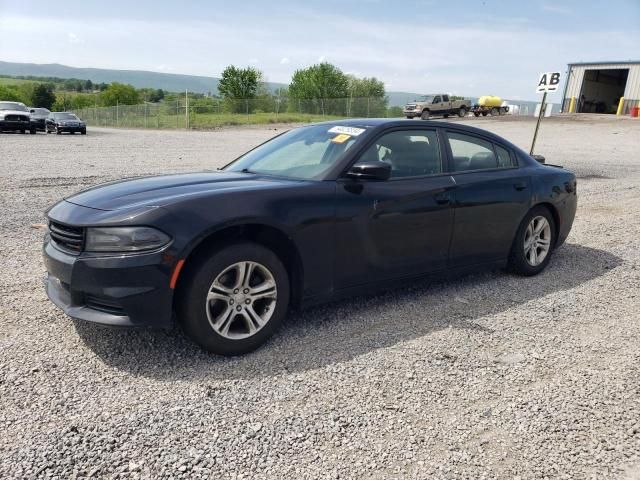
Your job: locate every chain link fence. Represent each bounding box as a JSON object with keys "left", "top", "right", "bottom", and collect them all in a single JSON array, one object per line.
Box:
[
  {"left": 72, "top": 97, "right": 552, "bottom": 130},
  {"left": 73, "top": 97, "right": 398, "bottom": 129}
]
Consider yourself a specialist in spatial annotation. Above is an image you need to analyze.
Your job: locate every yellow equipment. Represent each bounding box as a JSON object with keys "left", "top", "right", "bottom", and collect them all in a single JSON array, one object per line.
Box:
[{"left": 477, "top": 96, "right": 503, "bottom": 108}]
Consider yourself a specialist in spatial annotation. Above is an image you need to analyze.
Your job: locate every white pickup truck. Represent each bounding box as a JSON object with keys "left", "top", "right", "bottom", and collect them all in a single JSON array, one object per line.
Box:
[{"left": 403, "top": 94, "right": 469, "bottom": 120}]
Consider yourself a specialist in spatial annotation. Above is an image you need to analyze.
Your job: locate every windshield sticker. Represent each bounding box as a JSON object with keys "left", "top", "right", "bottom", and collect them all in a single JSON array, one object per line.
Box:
[
  {"left": 331, "top": 133, "right": 351, "bottom": 144},
  {"left": 328, "top": 126, "right": 365, "bottom": 136}
]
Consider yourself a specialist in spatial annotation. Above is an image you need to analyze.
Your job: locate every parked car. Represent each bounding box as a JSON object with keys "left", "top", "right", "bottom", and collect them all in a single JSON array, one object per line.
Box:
[
  {"left": 46, "top": 112, "right": 87, "bottom": 135},
  {"left": 43, "top": 119, "right": 577, "bottom": 355},
  {"left": 404, "top": 94, "right": 469, "bottom": 120},
  {"left": 29, "top": 107, "right": 51, "bottom": 132},
  {"left": 0, "top": 101, "right": 36, "bottom": 134}
]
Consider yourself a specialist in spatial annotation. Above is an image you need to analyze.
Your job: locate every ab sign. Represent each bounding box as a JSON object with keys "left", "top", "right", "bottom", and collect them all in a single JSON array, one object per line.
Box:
[
  {"left": 536, "top": 72, "right": 561, "bottom": 93},
  {"left": 530, "top": 71, "right": 561, "bottom": 155}
]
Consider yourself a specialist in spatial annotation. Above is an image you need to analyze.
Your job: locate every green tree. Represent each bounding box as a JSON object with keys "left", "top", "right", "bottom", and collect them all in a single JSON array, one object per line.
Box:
[
  {"left": 347, "top": 75, "right": 387, "bottom": 117},
  {"left": 0, "top": 85, "right": 26, "bottom": 103},
  {"left": 288, "top": 63, "right": 349, "bottom": 115},
  {"left": 99, "top": 82, "right": 140, "bottom": 106},
  {"left": 31, "top": 83, "right": 57, "bottom": 109},
  {"left": 138, "top": 87, "right": 165, "bottom": 103},
  {"left": 218, "top": 65, "right": 262, "bottom": 99}
]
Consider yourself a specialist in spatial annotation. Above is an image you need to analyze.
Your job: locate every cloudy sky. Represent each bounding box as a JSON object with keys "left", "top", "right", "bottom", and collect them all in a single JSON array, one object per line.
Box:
[{"left": 1, "top": 0, "right": 639, "bottom": 100}]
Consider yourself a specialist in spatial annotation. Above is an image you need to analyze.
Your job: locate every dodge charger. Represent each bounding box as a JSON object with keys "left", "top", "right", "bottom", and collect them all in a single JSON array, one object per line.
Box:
[{"left": 43, "top": 119, "right": 577, "bottom": 355}]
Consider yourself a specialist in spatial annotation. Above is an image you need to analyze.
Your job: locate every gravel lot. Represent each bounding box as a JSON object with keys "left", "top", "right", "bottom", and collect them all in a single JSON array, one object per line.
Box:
[{"left": 1, "top": 115, "right": 639, "bottom": 479}]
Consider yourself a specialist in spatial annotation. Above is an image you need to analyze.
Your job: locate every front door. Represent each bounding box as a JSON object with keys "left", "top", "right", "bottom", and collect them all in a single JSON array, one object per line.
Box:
[{"left": 334, "top": 128, "right": 456, "bottom": 289}]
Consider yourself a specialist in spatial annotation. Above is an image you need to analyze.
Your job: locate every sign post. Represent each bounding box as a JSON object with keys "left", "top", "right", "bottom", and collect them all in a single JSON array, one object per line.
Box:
[{"left": 530, "top": 71, "right": 561, "bottom": 155}]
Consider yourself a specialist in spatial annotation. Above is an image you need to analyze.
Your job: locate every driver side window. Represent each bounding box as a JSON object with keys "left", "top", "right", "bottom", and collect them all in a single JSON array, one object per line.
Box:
[
  {"left": 433, "top": 96, "right": 441, "bottom": 103},
  {"left": 356, "top": 130, "right": 442, "bottom": 179}
]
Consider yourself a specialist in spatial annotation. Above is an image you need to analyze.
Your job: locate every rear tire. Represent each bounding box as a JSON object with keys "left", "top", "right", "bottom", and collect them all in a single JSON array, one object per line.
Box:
[
  {"left": 178, "top": 242, "right": 290, "bottom": 356},
  {"left": 30, "top": 128, "right": 37, "bottom": 134},
  {"left": 490, "top": 107, "right": 498, "bottom": 116},
  {"left": 507, "top": 206, "right": 556, "bottom": 276},
  {"left": 420, "top": 110, "right": 430, "bottom": 120}
]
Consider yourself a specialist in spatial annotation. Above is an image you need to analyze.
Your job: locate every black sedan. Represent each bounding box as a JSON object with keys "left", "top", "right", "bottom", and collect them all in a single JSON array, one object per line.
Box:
[
  {"left": 46, "top": 112, "right": 87, "bottom": 134},
  {"left": 43, "top": 119, "right": 577, "bottom": 355},
  {"left": 29, "top": 107, "right": 51, "bottom": 132}
]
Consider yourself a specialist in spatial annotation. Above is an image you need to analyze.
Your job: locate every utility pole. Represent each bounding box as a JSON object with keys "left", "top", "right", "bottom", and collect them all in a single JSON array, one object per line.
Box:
[
  {"left": 530, "top": 91, "right": 547, "bottom": 155},
  {"left": 185, "top": 89, "right": 189, "bottom": 129}
]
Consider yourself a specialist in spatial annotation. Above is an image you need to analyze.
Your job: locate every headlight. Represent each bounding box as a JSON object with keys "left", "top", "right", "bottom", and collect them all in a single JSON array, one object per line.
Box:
[
  {"left": 85, "top": 227, "right": 171, "bottom": 253},
  {"left": 0, "top": 114, "right": 5, "bottom": 120}
]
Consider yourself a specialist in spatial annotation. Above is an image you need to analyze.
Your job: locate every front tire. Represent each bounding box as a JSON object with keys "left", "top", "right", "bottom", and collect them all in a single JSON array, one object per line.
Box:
[
  {"left": 458, "top": 107, "right": 467, "bottom": 117},
  {"left": 178, "top": 242, "right": 290, "bottom": 356},
  {"left": 507, "top": 206, "right": 556, "bottom": 276},
  {"left": 420, "top": 110, "right": 430, "bottom": 120}
]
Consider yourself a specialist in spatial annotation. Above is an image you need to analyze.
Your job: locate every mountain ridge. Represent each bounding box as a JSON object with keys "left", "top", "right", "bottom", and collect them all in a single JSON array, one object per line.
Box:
[{"left": 0, "top": 61, "right": 422, "bottom": 106}]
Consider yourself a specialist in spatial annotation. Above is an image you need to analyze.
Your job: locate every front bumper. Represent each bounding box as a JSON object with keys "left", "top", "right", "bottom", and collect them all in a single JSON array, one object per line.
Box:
[
  {"left": 0, "top": 120, "right": 31, "bottom": 131},
  {"left": 56, "top": 125, "right": 86, "bottom": 133},
  {"left": 43, "top": 238, "right": 175, "bottom": 328},
  {"left": 31, "top": 119, "right": 46, "bottom": 131}
]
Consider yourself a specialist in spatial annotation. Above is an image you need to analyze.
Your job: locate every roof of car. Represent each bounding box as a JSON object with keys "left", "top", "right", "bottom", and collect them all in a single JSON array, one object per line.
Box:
[{"left": 315, "top": 117, "right": 504, "bottom": 138}]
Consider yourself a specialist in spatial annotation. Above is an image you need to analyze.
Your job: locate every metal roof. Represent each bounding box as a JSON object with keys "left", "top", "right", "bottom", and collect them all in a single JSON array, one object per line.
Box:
[{"left": 567, "top": 61, "right": 640, "bottom": 67}]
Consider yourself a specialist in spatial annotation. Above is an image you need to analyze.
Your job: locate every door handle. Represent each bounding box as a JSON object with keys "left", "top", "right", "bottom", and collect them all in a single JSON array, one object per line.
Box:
[
  {"left": 513, "top": 182, "right": 528, "bottom": 191},
  {"left": 434, "top": 193, "right": 451, "bottom": 205}
]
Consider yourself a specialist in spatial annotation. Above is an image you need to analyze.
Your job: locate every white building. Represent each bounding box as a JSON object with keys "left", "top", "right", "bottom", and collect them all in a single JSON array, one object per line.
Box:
[{"left": 561, "top": 61, "right": 640, "bottom": 114}]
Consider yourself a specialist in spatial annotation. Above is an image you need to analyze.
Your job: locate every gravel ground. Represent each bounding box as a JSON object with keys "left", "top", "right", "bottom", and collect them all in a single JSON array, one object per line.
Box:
[{"left": 0, "top": 115, "right": 639, "bottom": 479}]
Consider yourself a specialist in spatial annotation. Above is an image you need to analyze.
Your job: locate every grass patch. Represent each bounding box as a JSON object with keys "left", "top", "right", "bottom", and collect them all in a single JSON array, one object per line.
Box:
[
  {"left": 78, "top": 110, "right": 350, "bottom": 129},
  {"left": 0, "top": 76, "right": 37, "bottom": 86}
]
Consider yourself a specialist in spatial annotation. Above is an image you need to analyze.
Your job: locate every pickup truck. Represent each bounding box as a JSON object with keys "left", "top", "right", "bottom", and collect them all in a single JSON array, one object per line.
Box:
[{"left": 403, "top": 94, "right": 469, "bottom": 120}]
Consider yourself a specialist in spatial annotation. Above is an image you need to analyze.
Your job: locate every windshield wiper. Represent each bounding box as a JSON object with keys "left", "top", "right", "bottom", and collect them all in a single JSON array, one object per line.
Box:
[{"left": 240, "top": 168, "right": 256, "bottom": 174}]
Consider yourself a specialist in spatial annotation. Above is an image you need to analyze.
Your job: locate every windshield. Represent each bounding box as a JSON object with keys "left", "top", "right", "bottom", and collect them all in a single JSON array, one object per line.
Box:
[
  {"left": 0, "top": 102, "right": 28, "bottom": 111},
  {"left": 417, "top": 95, "right": 434, "bottom": 103},
  {"left": 33, "top": 108, "right": 50, "bottom": 115},
  {"left": 53, "top": 113, "right": 79, "bottom": 120},
  {"left": 224, "top": 124, "right": 367, "bottom": 180}
]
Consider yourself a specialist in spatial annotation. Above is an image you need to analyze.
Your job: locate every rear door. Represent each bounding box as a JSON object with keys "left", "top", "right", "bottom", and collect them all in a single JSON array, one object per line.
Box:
[
  {"left": 444, "top": 130, "right": 531, "bottom": 267},
  {"left": 334, "top": 128, "right": 456, "bottom": 288}
]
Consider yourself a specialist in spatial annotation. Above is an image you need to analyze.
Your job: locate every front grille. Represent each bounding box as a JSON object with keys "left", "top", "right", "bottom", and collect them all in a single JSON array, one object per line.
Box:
[
  {"left": 85, "top": 294, "right": 126, "bottom": 316},
  {"left": 49, "top": 221, "right": 84, "bottom": 255},
  {"left": 5, "top": 114, "right": 29, "bottom": 122},
  {"left": 405, "top": 105, "right": 416, "bottom": 111}
]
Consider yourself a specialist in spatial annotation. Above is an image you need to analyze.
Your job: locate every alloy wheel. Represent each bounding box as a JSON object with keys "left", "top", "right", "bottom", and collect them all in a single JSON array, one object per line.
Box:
[
  {"left": 524, "top": 216, "right": 551, "bottom": 266},
  {"left": 205, "top": 261, "right": 277, "bottom": 339}
]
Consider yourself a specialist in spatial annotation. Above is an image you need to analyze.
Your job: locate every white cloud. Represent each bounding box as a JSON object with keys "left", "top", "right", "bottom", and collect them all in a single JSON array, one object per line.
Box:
[
  {"left": 317, "top": 55, "right": 326, "bottom": 63},
  {"left": 542, "top": 4, "right": 572, "bottom": 14},
  {"left": 279, "top": 57, "right": 290, "bottom": 64},
  {"left": 67, "top": 32, "right": 80, "bottom": 43},
  {"left": 248, "top": 58, "right": 259, "bottom": 64}
]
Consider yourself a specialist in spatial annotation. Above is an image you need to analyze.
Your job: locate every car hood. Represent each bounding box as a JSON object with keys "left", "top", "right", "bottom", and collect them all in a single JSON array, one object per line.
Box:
[
  {"left": 65, "top": 171, "right": 304, "bottom": 211},
  {"left": 0, "top": 109, "right": 30, "bottom": 116}
]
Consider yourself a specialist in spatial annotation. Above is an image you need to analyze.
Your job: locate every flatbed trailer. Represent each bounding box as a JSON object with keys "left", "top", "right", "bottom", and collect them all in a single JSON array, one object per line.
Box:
[{"left": 470, "top": 104, "right": 509, "bottom": 117}]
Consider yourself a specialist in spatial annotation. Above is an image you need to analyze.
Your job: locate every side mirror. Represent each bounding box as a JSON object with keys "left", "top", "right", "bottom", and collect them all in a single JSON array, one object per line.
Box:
[
  {"left": 346, "top": 161, "right": 391, "bottom": 181},
  {"left": 532, "top": 154, "right": 546, "bottom": 164},
  {"left": 30, "top": 109, "right": 36, "bottom": 113}
]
